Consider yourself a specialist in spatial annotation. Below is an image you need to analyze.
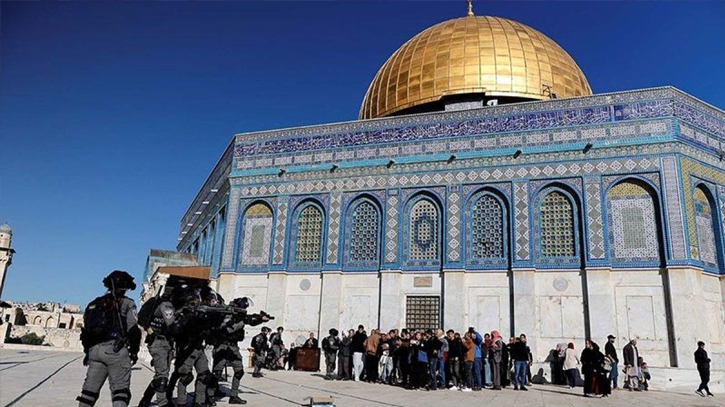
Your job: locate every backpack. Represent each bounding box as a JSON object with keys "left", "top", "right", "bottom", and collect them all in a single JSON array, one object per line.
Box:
[
  {"left": 252, "top": 334, "right": 267, "bottom": 352},
  {"left": 137, "top": 297, "right": 159, "bottom": 329},
  {"left": 83, "top": 294, "right": 122, "bottom": 344}
]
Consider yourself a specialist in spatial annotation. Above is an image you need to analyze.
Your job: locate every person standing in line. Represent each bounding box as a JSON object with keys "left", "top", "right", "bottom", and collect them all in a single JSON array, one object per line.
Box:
[
  {"left": 482, "top": 333, "right": 493, "bottom": 387},
  {"left": 563, "top": 343, "right": 580, "bottom": 389},
  {"left": 435, "top": 329, "right": 448, "bottom": 389},
  {"left": 461, "top": 331, "right": 474, "bottom": 392},
  {"left": 580, "top": 340, "right": 596, "bottom": 396},
  {"left": 364, "top": 329, "right": 381, "bottom": 382},
  {"left": 511, "top": 335, "right": 529, "bottom": 391},
  {"left": 447, "top": 331, "right": 463, "bottom": 390},
  {"left": 398, "top": 330, "right": 412, "bottom": 388},
  {"left": 695, "top": 341, "right": 714, "bottom": 397},
  {"left": 76, "top": 270, "right": 141, "bottom": 407},
  {"left": 337, "top": 330, "right": 353, "bottom": 380},
  {"left": 490, "top": 330, "right": 503, "bottom": 390},
  {"left": 604, "top": 335, "right": 619, "bottom": 390},
  {"left": 424, "top": 330, "right": 442, "bottom": 390},
  {"left": 351, "top": 325, "right": 367, "bottom": 381},
  {"left": 269, "top": 326, "right": 285, "bottom": 370},
  {"left": 622, "top": 338, "right": 641, "bottom": 391}
]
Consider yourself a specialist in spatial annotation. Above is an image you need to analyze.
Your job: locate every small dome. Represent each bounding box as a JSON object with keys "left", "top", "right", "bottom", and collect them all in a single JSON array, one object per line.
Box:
[
  {"left": 360, "top": 15, "right": 592, "bottom": 119},
  {"left": 0, "top": 224, "right": 11, "bottom": 234}
]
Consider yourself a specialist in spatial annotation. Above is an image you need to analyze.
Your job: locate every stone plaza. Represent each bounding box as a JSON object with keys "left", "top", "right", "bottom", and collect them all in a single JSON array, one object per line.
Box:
[{"left": 0, "top": 348, "right": 720, "bottom": 407}]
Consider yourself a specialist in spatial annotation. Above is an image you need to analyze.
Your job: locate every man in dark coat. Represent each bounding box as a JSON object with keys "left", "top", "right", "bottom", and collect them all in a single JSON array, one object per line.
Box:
[
  {"left": 622, "top": 338, "right": 640, "bottom": 391},
  {"left": 604, "top": 335, "right": 619, "bottom": 389},
  {"left": 337, "top": 330, "right": 353, "bottom": 380},
  {"left": 695, "top": 341, "right": 714, "bottom": 397}
]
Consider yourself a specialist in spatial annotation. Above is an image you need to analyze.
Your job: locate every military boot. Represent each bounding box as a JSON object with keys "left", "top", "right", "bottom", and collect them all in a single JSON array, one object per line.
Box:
[{"left": 229, "top": 396, "right": 247, "bottom": 404}]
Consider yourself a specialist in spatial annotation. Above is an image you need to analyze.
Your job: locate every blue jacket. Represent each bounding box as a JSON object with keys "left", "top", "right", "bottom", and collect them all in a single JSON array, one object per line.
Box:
[{"left": 473, "top": 332, "right": 483, "bottom": 359}]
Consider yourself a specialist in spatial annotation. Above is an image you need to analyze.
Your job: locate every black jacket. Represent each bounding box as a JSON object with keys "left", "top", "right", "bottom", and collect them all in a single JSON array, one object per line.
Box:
[
  {"left": 605, "top": 342, "right": 618, "bottom": 363},
  {"left": 448, "top": 338, "right": 464, "bottom": 360},
  {"left": 510, "top": 341, "right": 530, "bottom": 362},
  {"left": 351, "top": 331, "right": 367, "bottom": 353},
  {"left": 426, "top": 336, "right": 442, "bottom": 359},
  {"left": 695, "top": 347, "right": 711, "bottom": 369}
]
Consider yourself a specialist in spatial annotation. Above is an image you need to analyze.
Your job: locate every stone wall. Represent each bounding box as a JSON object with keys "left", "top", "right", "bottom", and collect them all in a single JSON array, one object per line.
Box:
[{"left": 7, "top": 324, "right": 83, "bottom": 351}]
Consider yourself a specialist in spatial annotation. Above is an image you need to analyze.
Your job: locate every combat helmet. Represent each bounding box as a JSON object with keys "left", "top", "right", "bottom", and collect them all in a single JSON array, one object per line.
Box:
[{"left": 102, "top": 270, "right": 136, "bottom": 291}]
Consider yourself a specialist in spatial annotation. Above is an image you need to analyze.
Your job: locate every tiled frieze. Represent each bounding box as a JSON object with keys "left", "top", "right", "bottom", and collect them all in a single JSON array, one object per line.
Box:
[
  {"left": 221, "top": 187, "right": 241, "bottom": 268},
  {"left": 513, "top": 181, "right": 530, "bottom": 261},
  {"left": 385, "top": 190, "right": 399, "bottom": 264},
  {"left": 661, "top": 157, "right": 687, "bottom": 260},
  {"left": 584, "top": 177, "right": 605, "bottom": 260},
  {"left": 326, "top": 191, "right": 342, "bottom": 264},
  {"left": 447, "top": 186, "right": 462, "bottom": 262},
  {"left": 272, "top": 197, "right": 289, "bottom": 265}
]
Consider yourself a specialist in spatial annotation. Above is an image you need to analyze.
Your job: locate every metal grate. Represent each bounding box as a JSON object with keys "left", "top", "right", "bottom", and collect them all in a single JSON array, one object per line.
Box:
[{"left": 405, "top": 296, "right": 440, "bottom": 331}]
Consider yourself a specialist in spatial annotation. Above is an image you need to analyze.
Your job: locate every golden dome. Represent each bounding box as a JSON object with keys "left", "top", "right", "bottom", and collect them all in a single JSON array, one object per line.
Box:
[{"left": 359, "top": 15, "right": 592, "bottom": 120}]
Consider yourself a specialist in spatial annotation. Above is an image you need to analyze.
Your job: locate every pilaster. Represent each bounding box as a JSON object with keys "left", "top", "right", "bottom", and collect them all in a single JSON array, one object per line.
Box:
[
  {"left": 583, "top": 267, "right": 616, "bottom": 343},
  {"left": 443, "top": 269, "right": 466, "bottom": 332},
  {"left": 319, "top": 271, "right": 343, "bottom": 333},
  {"left": 512, "top": 268, "right": 536, "bottom": 348},
  {"left": 665, "top": 266, "right": 707, "bottom": 368},
  {"left": 379, "top": 270, "right": 403, "bottom": 331}
]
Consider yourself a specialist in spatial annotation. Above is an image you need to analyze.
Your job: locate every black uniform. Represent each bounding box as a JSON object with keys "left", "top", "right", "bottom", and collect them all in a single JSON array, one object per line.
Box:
[
  {"left": 322, "top": 334, "right": 341, "bottom": 379},
  {"left": 695, "top": 346, "right": 712, "bottom": 395},
  {"left": 138, "top": 299, "right": 176, "bottom": 407},
  {"left": 251, "top": 331, "right": 270, "bottom": 377}
]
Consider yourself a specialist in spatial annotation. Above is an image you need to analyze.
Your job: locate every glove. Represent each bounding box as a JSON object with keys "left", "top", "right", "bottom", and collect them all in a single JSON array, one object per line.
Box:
[
  {"left": 83, "top": 354, "right": 89, "bottom": 366},
  {"left": 130, "top": 353, "right": 138, "bottom": 366}
]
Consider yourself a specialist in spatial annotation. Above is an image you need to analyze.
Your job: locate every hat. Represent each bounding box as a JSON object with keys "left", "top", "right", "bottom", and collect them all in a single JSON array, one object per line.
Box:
[
  {"left": 607, "top": 334, "right": 616, "bottom": 339},
  {"left": 103, "top": 270, "right": 136, "bottom": 291}
]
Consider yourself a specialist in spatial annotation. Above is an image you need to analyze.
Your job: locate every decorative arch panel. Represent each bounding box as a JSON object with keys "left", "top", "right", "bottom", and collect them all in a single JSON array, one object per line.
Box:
[
  {"left": 606, "top": 180, "right": 661, "bottom": 264},
  {"left": 238, "top": 202, "right": 274, "bottom": 269}
]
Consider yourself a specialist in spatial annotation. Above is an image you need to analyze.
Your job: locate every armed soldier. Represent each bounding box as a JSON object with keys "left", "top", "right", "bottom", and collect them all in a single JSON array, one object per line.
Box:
[
  {"left": 76, "top": 270, "right": 142, "bottom": 407},
  {"left": 251, "top": 326, "right": 271, "bottom": 377},
  {"left": 170, "top": 287, "right": 219, "bottom": 407},
  {"left": 211, "top": 297, "right": 271, "bottom": 405},
  {"left": 137, "top": 291, "right": 176, "bottom": 407},
  {"left": 322, "top": 329, "right": 341, "bottom": 380}
]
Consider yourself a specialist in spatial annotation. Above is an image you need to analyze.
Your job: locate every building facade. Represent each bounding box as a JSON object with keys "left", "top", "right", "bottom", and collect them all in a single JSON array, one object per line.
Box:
[{"left": 170, "top": 13, "right": 725, "bottom": 372}]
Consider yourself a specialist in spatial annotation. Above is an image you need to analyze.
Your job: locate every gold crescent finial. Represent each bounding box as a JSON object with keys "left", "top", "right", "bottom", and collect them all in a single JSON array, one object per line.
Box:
[{"left": 467, "top": 0, "right": 474, "bottom": 16}]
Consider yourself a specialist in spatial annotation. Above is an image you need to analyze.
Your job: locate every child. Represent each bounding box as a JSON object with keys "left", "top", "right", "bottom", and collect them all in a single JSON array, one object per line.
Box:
[
  {"left": 637, "top": 357, "right": 650, "bottom": 391},
  {"left": 378, "top": 343, "right": 393, "bottom": 383}
]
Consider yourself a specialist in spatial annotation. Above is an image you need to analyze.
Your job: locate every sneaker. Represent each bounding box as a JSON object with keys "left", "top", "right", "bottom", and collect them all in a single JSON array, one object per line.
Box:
[
  {"left": 513, "top": 386, "right": 519, "bottom": 391},
  {"left": 696, "top": 390, "right": 706, "bottom": 397},
  {"left": 707, "top": 392, "right": 714, "bottom": 397},
  {"left": 449, "top": 387, "right": 457, "bottom": 391},
  {"left": 461, "top": 387, "right": 472, "bottom": 392},
  {"left": 521, "top": 386, "right": 528, "bottom": 391},
  {"left": 229, "top": 396, "right": 247, "bottom": 405}
]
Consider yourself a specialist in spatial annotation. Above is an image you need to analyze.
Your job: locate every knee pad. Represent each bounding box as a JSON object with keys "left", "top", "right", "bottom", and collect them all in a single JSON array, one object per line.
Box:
[
  {"left": 76, "top": 389, "right": 100, "bottom": 406},
  {"left": 180, "top": 373, "right": 194, "bottom": 386},
  {"left": 233, "top": 370, "right": 245, "bottom": 380},
  {"left": 197, "top": 371, "right": 216, "bottom": 385},
  {"left": 111, "top": 388, "right": 131, "bottom": 405},
  {"left": 153, "top": 377, "right": 168, "bottom": 393}
]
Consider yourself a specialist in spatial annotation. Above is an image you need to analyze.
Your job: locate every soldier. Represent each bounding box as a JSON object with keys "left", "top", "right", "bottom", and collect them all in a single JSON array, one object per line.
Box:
[
  {"left": 211, "top": 297, "right": 269, "bottom": 405},
  {"left": 322, "top": 329, "right": 340, "bottom": 380},
  {"left": 269, "top": 326, "right": 285, "bottom": 370},
  {"left": 137, "top": 292, "right": 176, "bottom": 407},
  {"left": 76, "top": 270, "right": 141, "bottom": 407},
  {"left": 251, "top": 326, "right": 271, "bottom": 378},
  {"left": 171, "top": 287, "right": 217, "bottom": 407}
]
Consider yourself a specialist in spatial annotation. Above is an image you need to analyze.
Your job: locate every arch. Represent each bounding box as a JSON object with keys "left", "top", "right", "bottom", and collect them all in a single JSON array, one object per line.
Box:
[
  {"left": 289, "top": 200, "right": 326, "bottom": 268},
  {"left": 33, "top": 315, "right": 42, "bottom": 325},
  {"left": 45, "top": 317, "right": 55, "bottom": 328},
  {"left": 606, "top": 179, "right": 664, "bottom": 264},
  {"left": 534, "top": 184, "right": 583, "bottom": 265},
  {"left": 465, "top": 188, "right": 510, "bottom": 267},
  {"left": 238, "top": 201, "right": 274, "bottom": 269},
  {"left": 404, "top": 193, "right": 443, "bottom": 266},
  {"left": 344, "top": 195, "right": 383, "bottom": 269},
  {"left": 693, "top": 184, "right": 723, "bottom": 270}
]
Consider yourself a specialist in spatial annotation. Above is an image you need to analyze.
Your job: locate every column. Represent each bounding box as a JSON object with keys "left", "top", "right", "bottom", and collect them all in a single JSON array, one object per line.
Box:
[
  {"left": 319, "top": 271, "right": 343, "bottom": 332},
  {"left": 379, "top": 270, "right": 403, "bottom": 331},
  {"left": 443, "top": 269, "right": 466, "bottom": 331}
]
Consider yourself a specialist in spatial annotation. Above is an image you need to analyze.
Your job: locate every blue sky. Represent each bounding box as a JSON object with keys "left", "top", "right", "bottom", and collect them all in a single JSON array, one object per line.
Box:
[{"left": 2, "top": 1, "right": 724, "bottom": 306}]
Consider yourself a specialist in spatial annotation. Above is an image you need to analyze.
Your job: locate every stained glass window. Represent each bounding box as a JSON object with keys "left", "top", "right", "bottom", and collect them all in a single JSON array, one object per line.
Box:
[
  {"left": 694, "top": 187, "right": 718, "bottom": 267},
  {"left": 349, "top": 201, "right": 380, "bottom": 263},
  {"left": 471, "top": 195, "right": 504, "bottom": 259},
  {"left": 409, "top": 199, "right": 439, "bottom": 261},
  {"left": 540, "top": 191, "right": 575, "bottom": 257},
  {"left": 295, "top": 205, "right": 323, "bottom": 263}
]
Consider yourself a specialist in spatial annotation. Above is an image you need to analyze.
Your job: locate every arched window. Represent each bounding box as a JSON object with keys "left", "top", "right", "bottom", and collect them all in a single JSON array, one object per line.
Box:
[
  {"left": 409, "top": 198, "right": 439, "bottom": 261},
  {"left": 540, "top": 191, "right": 575, "bottom": 257},
  {"left": 346, "top": 199, "right": 381, "bottom": 267},
  {"left": 33, "top": 316, "right": 42, "bottom": 325},
  {"left": 239, "top": 202, "right": 273, "bottom": 268},
  {"left": 291, "top": 203, "right": 324, "bottom": 265},
  {"left": 470, "top": 194, "right": 505, "bottom": 260},
  {"left": 607, "top": 180, "right": 660, "bottom": 262},
  {"left": 694, "top": 186, "right": 720, "bottom": 268},
  {"left": 45, "top": 317, "right": 55, "bottom": 328}
]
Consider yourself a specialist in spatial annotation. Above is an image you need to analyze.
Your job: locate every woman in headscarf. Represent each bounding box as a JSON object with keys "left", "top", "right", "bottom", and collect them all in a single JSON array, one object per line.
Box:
[
  {"left": 490, "top": 330, "right": 504, "bottom": 390},
  {"left": 580, "top": 340, "right": 595, "bottom": 396},
  {"left": 563, "top": 343, "right": 580, "bottom": 389}
]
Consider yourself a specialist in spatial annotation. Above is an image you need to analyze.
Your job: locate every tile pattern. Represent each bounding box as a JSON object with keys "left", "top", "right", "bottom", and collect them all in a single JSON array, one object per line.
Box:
[
  {"left": 607, "top": 182, "right": 660, "bottom": 262},
  {"left": 222, "top": 187, "right": 241, "bottom": 268},
  {"left": 240, "top": 215, "right": 273, "bottom": 266},
  {"left": 273, "top": 197, "right": 289, "bottom": 265},
  {"left": 661, "top": 157, "right": 688, "bottom": 260},
  {"left": 694, "top": 187, "right": 718, "bottom": 267},
  {"left": 409, "top": 199, "right": 439, "bottom": 262},
  {"left": 347, "top": 200, "right": 380, "bottom": 266},
  {"left": 293, "top": 205, "right": 324, "bottom": 264},
  {"left": 326, "top": 191, "right": 342, "bottom": 264},
  {"left": 540, "top": 191, "right": 576, "bottom": 257},
  {"left": 447, "top": 186, "right": 462, "bottom": 262},
  {"left": 470, "top": 194, "right": 505, "bottom": 260},
  {"left": 386, "top": 191, "right": 399, "bottom": 264},
  {"left": 514, "top": 181, "right": 531, "bottom": 261},
  {"left": 584, "top": 177, "right": 605, "bottom": 259}
]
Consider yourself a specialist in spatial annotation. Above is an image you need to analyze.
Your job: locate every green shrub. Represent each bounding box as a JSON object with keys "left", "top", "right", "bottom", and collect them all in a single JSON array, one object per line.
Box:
[{"left": 19, "top": 332, "right": 45, "bottom": 345}]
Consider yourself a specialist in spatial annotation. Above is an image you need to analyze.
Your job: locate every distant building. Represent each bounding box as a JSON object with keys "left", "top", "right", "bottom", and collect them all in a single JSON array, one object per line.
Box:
[{"left": 0, "top": 223, "right": 15, "bottom": 299}]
